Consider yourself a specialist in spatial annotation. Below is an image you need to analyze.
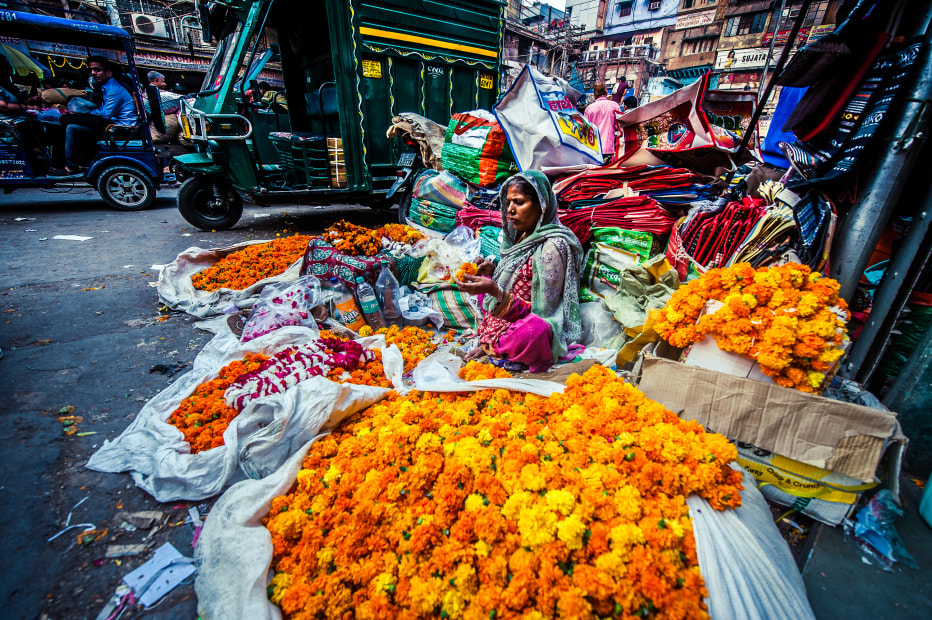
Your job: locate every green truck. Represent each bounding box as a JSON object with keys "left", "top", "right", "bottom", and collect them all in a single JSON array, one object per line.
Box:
[{"left": 175, "top": 0, "right": 504, "bottom": 229}]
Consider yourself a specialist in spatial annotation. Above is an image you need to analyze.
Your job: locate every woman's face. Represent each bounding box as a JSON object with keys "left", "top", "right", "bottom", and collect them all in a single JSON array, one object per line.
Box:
[{"left": 505, "top": 183, "right": 542, "bottom": 235}]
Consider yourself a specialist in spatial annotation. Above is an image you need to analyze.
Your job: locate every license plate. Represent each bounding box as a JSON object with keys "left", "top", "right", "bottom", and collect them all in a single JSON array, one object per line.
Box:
[{"left": 396, "top": 152, "right": 415, "bottom": 167}]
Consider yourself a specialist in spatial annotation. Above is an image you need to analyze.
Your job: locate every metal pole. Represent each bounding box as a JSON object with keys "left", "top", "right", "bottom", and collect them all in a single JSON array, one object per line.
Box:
[
  {"left": 725, "top": 0, "right": 814, "bottom": 185},
  {"left": 841, "top": 161, "right": 932, "bottom": 382},
  {"left": 758, "top": 0, "right": 787, "bottom": 102},
  {"left": 830, "top": 23, "right": 932, "bottom": 302}
]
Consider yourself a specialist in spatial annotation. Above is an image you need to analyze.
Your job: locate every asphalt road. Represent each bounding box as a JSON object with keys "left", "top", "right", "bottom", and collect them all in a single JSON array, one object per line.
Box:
[{"left": 0, "top": 186, "right": 395, "bottom": 619}]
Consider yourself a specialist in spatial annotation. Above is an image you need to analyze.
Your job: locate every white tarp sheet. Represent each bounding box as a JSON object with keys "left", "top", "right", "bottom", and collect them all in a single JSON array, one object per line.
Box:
[
  {"left": 157, "top": 241, "right": 303, "bottom": 318},
  {"left": 86, "top": 327, "right": 402, "bottom": 502}
]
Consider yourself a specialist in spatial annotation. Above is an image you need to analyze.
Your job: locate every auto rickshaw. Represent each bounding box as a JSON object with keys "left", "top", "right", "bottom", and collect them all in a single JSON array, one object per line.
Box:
[
  {"left": 0, "top": 9, "right": 165, "bottom": 210},
  {"left": 174, "top": 0, "right": 504, "bottom": 229}
]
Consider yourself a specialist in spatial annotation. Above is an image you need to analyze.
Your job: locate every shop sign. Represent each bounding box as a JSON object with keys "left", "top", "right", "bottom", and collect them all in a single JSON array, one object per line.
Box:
[
  {"left": 134, "top": 50, "right": 210, "bottom": 71},
  {"left": 28, "top": 40, "right": 88, "bottom": 59},
  {"left": 762, "top": 28, "right": 811, "bottom": 46},
  {"left": 715, "top": 48, "right": 769, "bottom": 71},
  {"left": 675, "top": 9, "right": 716, "bottom": 30},
  {"left": 807, "top": 24, "right": 835, "bottom": 43}
]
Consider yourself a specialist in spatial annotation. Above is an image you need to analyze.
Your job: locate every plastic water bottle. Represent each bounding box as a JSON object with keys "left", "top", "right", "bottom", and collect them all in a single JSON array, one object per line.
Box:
[
  {"left": 375, "top": 260, "right": 403, "bottom": 327},
  {"left": 329, "top": 277, "right": 366, "bottom": 332},
  {"left": 355, "top": 276, "right": 386, "bottom": 329}
]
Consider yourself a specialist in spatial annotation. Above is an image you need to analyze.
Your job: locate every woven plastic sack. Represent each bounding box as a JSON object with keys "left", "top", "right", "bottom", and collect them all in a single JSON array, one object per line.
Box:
[
  {"left": 410, "top": 198, "right": 459, "bottom": 233},
  {"left": 493, "top": 64, "right": 602, "bottom": 170},
  {"left": 442, "top": 109, "right": 517, "bottom": 187}
]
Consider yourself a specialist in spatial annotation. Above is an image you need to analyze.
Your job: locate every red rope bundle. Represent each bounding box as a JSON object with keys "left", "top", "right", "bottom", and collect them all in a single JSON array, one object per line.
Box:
[
  {"left": 456, "top": 205, "right": 503, "bottom": 231},
  {"left": 680, "top": 197, "right": 767, "bottom": 268},
  {"left": 558, "top": 196, "right": 678, "bottom": 244}
]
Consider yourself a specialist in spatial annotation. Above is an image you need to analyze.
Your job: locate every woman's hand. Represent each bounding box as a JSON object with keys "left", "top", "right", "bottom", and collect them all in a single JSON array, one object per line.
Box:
[
  {"left": 455, "top": 273, "right": 502, "bottom": 299},
  {"left": 474, "top": 258, "right": 496, "bottom": 277},
  {"left": 465, "top": 347, "right": 485, "bottom": 361}
]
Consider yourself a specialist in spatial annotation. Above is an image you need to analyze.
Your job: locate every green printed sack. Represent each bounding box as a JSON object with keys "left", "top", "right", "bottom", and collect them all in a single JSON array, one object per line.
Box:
[{"left": 590, "top": 227, "right": 656, "bottom": 264}]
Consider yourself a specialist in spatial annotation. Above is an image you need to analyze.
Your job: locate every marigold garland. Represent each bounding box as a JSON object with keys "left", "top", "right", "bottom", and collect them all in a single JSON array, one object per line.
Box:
[
  {"left": 655, "top": 263, "right": 849, "bottom": 393},
  {"left": 167, "top": 353, "right": 268, "bottom": 453},
  {"left": 191, "top": 236, "right": 311, "bottom": 292},
  {"left": 265, "top": 365, "right": 743, "bottom": 619},
  {"left": 323, "top": 221, "right": 424, "bottom": 257}
]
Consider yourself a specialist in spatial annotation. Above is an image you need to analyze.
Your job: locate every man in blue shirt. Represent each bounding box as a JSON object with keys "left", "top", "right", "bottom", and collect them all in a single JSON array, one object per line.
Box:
[{"left": 52, "top": 56, "right": 138, "bottom": 174}]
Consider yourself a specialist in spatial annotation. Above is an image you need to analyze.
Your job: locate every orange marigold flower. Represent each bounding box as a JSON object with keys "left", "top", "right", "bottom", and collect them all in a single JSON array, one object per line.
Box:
[{"left": 191, "top": 235, "right": 310, "bottom": 291}]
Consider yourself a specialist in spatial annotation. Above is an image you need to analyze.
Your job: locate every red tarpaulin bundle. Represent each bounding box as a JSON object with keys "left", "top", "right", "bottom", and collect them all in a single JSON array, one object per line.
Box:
[
  {"left": 558, "top": 196, "right": 678, "bottom": 244},
  {"left": 553, "top": 164, "right": 710, "bottom": 202}
]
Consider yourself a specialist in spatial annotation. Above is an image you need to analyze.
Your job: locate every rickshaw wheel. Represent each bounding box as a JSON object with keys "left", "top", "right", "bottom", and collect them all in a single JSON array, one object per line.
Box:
[
  {"left": 397, "top": 191, "right": 412, "bottom": 225},
  {"left": 177, "top": 176, "right": 243, "bottom": 230},
  {"left": 96, "top": 165, "right": 156, "bottom": 211}
]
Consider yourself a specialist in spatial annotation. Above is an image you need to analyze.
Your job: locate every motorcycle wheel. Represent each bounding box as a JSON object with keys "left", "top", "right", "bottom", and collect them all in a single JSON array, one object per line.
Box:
[
  {"left": 96, "top": 165, "right": 156, "bottom": 211},
  {"left": 177, "top": 176, "right": 243, "bottom": 230},
  {"left": 397, "top": 190, "right": 413, "bottom": 225}
]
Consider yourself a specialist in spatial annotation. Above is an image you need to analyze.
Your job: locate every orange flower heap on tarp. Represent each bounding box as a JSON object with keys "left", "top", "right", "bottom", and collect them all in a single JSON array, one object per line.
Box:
[
  {"left": 323, "top": 221, "right": 424, "bottom": 257},
  {"left": 265, "top": 364, "right": 742, "bottom": 619},
  {"left": 373, "top": 324, "right": 439, "bottom": 373},
  {"left": 167, "top": 353, "right": 267, "bottom": 453},
  {"left": 191, "top": 235, "right": 311, "bottom": 291},
  {"left": 656, "top": 263, "right": 849, "bottom": 392}
]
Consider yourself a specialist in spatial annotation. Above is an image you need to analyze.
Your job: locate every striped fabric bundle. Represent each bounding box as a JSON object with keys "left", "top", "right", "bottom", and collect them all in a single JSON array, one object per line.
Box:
[{"left": 553, "top": 164, "right": 717, "bottom": 208}]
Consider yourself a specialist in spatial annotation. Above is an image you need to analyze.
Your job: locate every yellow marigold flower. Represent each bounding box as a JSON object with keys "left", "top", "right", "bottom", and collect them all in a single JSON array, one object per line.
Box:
[
  {"left": 464, "top": 493, "right": 486, "bottom": 512},
  {"left": 517, "top": 503, "right": 558, "bottom": 549},
  {"left": 322, "top": 464, "right": 341, "bottom": 485},
  {"left": 557, "top": 513, "right": 587, "bottom": 550},
  {"left": 474, "top": 540, "right": 492, "bottom": 557},
  {"left": 267, "top": 572, "right": 291, "bottom": 606},
  {"left": 545, "top": 489, "right": 576, "bottom": 516},
  {"left": 610, "top": 522, "right": 645, "bottom": 555},
  {"left": 372, "top": 572, "right": 395, "bottom": 596},
  {"left": 415, "top": 432, "right": 441, "bottom": 450},
  {"left": 501, "top": 491, "right": 535, "bottom": 521}
]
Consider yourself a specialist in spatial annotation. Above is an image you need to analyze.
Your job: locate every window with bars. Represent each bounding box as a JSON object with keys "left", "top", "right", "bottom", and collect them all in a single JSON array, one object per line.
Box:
[
  {"left": 648, "top": 0, "right": 662, "bottom": 10},
  {"left": 683, "top": 0, "right": 695, "bottom": 8},
  {"left": 724, "top": 11, "right": 769, "bottom": 36},
  {"left": 682, "top": 36, "right": 715, "bottom": 55},
  {"left": 617, "top": 1, "right": 633, "bottom": 17}
]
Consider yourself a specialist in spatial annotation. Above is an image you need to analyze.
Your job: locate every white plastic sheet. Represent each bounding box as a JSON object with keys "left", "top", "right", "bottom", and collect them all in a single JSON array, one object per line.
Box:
[
  {"left": 86, "top": 327, "right": 402, "bottom": 502},
  {"left": 158, "top": 241, "right": 304, "bottom": 318},
  {"left": 688, "top": 466, "right": 816, "bottom": 620}
]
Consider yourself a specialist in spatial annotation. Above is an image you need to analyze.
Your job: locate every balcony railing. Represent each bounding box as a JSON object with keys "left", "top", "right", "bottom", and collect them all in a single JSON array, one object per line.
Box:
[{"left": 580, "top": 44, "right": 659, "bottom": 63}]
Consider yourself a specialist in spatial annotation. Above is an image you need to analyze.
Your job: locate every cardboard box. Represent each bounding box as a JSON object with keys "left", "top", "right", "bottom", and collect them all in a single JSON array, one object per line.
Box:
[{"left": 637, "top": 346, "right": 905, "bottom": 485}]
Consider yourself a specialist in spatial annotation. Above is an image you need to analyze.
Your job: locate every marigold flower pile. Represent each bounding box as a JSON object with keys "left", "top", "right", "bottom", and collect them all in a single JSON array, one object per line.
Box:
[
  {"left": 459, "top": 360, "right": 512, "bottom": 380},
  {"left": 359, "top": 324, "right": 440, "bottom": 373},
  {"left": 455, "top": 262, "right": 478, "bottom": 282},
  {"left": 323, "top": 221, "right": 424, "bottom": 257},
  {"left": 265, "top": 364, "right": 743, "bottom": 619},
  {"left": 167, "top": 353, "right": 268, "bottom": 453},
  {"left": 191, "top": 235, "right": 311, "bottom": 291},
  {"left": 655, "top": 263, "right": 849, "bottom": 393}
]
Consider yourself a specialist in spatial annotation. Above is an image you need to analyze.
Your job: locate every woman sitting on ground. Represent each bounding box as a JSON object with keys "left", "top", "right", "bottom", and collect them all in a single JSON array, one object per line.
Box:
[{"left": 457, "top": 171, "right": 584, "bottom": 372}]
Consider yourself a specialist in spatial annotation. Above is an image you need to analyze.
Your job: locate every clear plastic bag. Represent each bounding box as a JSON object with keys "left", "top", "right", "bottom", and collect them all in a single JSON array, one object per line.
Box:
[{"left": 240, "top": 276, "right": 322, "bottom": 342}]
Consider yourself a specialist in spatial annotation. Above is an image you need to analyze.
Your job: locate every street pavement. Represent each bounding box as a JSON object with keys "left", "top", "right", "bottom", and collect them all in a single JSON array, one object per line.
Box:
[{"left": 0, "top": 186, "right": 393, "bottom": 619}]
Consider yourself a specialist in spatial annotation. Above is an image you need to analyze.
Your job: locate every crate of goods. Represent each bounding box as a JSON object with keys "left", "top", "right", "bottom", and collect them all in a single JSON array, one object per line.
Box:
[{"left": 269, "top": 132, "right": 330, "bottom": 187}]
